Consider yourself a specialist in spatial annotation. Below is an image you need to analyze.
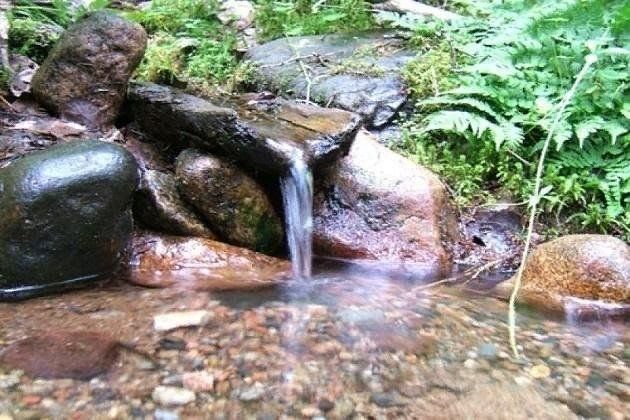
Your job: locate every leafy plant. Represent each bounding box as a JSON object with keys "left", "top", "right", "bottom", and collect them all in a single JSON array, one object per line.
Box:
[
  {"left": 8, "top": 0, "right": 109, "bottom": 62},
  {"left": 255, "top": 0, "right": 375, "bottom": 41},
  {"left": 401, "top": 0, "right": 629, "bottom": 238}
]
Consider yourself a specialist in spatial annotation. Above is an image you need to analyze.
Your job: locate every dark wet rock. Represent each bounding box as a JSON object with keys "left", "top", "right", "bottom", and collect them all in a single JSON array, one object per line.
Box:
[
  {"left": 127, "top": 83, "right": 361, "bottom": 174},
  {"left": 32, "top": 11, "right": 147, "bottom": 128},
  {"left": 463, "top": 206, "right": 522, "bottom": 259},
  {"left": 0, "top": 140, "right": 138, "bottom": 300},
  {"left": 120, "top": 129, "right": 169, "bottom": 172},
  {"left": 1, "top": 114, "right": 90, "bottom": 171},
  {"left": 495, "top": 235, "right": 630, "bottom": 312},
  {"left": 120, "top": 130, "right": 215, "bottom": 239},
  {"left": 127, "top": 232, "right": 291, "bottom": 291},
  {"left": 134, "top": 169, "right": 216, "bottom": 239},
  {"left": 0, "top": 129, "right": 57, "bottom": 169},
  {"left": 313, "top": 131, "right": 458, "bottom": 279},
  {"left": 246, "top": 33, "right": 413, "bottom": 128},
  {"left": 0, "top": 331, "right": 119, "bottom": 380},
  {"left": 175, "top": 149, "right": 283, "bottom": 253}
]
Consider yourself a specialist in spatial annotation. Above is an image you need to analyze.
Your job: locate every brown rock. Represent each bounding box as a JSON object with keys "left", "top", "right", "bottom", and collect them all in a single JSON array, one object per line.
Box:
[
  {"left": 0, "top": 331, "right": 119, "bottom": 380},
  {"left": 127, "top": 83, "right": 361, "bottom": 174},
  {"left": 32, "top": 12, "right": 147, "bottom": 128},
  {"left": 313, "top": 130, "right": 457, "bottom": 279},
  {"left": 126, "top": 232, "right": 291, "bottom": 291},
  {"left": 496, "top": 235, "right": 630, "bottom": 313},
  {"left": 134, "top": 169, "right": 217, "bottom": 239},
  {"left": 176, "top": 149, "right": 283, "bottom": 254}
]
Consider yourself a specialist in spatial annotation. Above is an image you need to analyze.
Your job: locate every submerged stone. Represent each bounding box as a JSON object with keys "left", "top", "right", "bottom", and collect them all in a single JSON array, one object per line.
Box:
[
  {"left": 127, "top": 83, "right": 361, "bottom": 174},
  {"left": 32, "top": 11, "right": 147, "bottom": 128},
  {"left": 0, "top": 140, "right": 138, "bottom": 300},
  {"left": 127, "top": 232, "right": 291, "bottom": 291},
  {"left": 0, "top": 331, "right": 119, "bottom": 380},
  {"left": 313, "top": 130, "right": 457, "bottom": 279},
  {"left": 246, "top": 33, "right": 413, "bottom": 128},
  {"left": 176, "top": 149, "right": 283, "bottom": 254}
]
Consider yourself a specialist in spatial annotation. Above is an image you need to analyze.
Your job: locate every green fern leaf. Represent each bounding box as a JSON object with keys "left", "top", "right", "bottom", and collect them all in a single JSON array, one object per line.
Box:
[
  {"left": 575, "top": 117, "right": 604, "bottom": 147},
  {"left": 417, "top": 96, "right": 504, "bottom": 122},
  {"left": 603, "top": 121, "right": 629, "bottom": 144}
]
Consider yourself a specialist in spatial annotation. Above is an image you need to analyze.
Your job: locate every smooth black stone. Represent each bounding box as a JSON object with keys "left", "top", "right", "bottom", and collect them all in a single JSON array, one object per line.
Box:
[{"left": 0, "top": 140, "right": 138, "bottom": 300}]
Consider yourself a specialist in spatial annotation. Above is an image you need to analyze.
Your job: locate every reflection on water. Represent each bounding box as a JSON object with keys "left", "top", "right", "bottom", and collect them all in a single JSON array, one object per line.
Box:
[{"left": 0, "top": 261, "right": 627, "bottom": 418}]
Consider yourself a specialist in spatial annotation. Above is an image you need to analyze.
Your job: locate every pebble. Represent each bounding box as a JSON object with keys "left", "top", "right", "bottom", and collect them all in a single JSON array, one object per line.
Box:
[
  {"left": 153, "top": 311, "right": 214, "bottom": 331},
  {"left": 369, "top": 391, "right": 406, "bottom": 407},
  {"left": 529, "top": 364, "right": 551, "bottom": 379},
  {"left": 237, "top": 383, "right": 265, "bottom": 402},
  {"left": 154, "top": 409, "right": 179, "bottom": 420},
  {"left": 300, "top": 406, "right": 322, "bottom": 417},
  {"left": 463, "top": 359, "right": 478, "bottom": 370},
  {"left": 0, "top": 372, "right": 21, "bottom": 389},
  {"left": 151, "top": 386, "right": 196, "bottom": 406},
  {"left": 514, "top": 376, "right": 532, "bottom": 386},
  {"left": 182, "top": 371, "right": 215, "bottom": 392},
  {"left": 478, "top": 343, "right": 498, "bottom": 360}
]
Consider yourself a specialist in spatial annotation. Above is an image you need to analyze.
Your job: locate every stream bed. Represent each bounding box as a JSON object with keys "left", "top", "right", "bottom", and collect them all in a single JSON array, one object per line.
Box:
[{"left": 0, "top": 264, "right": 628, "bottom": 419}]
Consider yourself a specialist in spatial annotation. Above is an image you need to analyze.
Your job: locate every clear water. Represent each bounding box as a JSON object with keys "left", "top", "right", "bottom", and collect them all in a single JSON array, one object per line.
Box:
[
  {"left": 280, "top": 155, "right": 313, "bottom": 279},
  {"left": 0, "top": 263, "right": 628, "bottom": 418}
]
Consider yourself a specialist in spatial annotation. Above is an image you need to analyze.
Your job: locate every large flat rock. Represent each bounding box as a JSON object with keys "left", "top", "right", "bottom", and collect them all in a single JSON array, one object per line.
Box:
[
  {"left": 127, "top": 232, "right": 291, "bottom": 291},
  {"left": 127, "top": 83, "right": 361, "bottom": 174},
  {"left": 246, "top": 33, "right": 413, "bottom": 128}
]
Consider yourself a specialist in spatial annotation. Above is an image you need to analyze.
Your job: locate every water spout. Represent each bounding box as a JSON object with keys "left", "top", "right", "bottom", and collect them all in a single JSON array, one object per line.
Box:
[{"left": 280, "top": 154, "right": 313, "bottom": 279}]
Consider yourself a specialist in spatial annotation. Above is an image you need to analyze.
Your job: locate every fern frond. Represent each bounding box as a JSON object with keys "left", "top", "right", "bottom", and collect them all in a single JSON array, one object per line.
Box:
[
  {"left": 417, "top": 96, "right": 504, "bottom": 122},
  {"left": 421, "top": 110, "right": 519, "bottom": 149},
  {"left": 575, "top": 117, "right": 605, "bottom": 147}
]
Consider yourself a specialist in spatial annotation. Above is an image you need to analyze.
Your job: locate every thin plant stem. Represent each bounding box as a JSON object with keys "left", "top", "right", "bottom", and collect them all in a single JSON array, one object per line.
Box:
[{"left": 508, "top": 51, "right": 599, "bottom": 358}]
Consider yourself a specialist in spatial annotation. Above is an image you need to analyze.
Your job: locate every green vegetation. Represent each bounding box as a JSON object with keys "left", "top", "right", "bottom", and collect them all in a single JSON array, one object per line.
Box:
[
  {"left": 125, "top": 0, "right": 244, "bottom": 89},
  {"left": 255, "top": 0, "right": 374, "bottom": 41},
  {"left": 6, "top": 0, "right": 628, "bottom": 239},
  {"left": 8, "top": 0, "right": 109, "bottom": 62},
  {"left": 397, "top": 0, "right": 629, "bottom": 238}
]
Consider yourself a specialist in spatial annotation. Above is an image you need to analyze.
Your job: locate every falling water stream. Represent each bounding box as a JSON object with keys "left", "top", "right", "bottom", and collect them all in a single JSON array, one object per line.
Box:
[{"left": 280, "top": 153, "right": 314, "bottom": 279}]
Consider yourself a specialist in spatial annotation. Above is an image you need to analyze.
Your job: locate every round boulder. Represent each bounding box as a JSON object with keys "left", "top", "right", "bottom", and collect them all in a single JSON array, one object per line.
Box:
[
  {"left": 175, "top": 149, "right": 284, "bottom": 255},
  {"left": 32, "top": 11, "right": 147, "bottom": 128},
  {"left": 0, "top": 140, "right": 139, "bottom": 300},
  {"left": 497, "top": 235, "right": 630, "bottom": 313}
]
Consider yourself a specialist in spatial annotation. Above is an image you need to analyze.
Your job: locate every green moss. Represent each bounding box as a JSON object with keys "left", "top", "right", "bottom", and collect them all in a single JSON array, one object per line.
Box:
[{"left": 402, "top": 41, "right": 454, "bottom": 99}]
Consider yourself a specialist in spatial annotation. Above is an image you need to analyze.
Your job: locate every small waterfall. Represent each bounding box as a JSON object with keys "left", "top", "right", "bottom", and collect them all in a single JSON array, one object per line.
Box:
[{"left": 280, "top": 154, "right": 313, "bottom": 279}]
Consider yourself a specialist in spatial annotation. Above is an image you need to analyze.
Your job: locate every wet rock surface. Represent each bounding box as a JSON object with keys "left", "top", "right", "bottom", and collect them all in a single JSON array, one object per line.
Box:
[
  {"left": 32, "top": 11, "right": 147, "bottom": 128},
  {"left": 0, "top": 140, "right": 138, "bottom": 300},
  {"left": 134, "top": 169, "right": 216, "bottom": 239},
  {"left": 496, "top": 235, "right": 630, "bottom": 313},
  {"left": 127, "top": 83, "right": 361, "bottom": 174},
  {"left": 127, "top": 232, "right": 291, "bottom": 291},
  {"left": 246, "top": 33, "right": 413, "bottom": 128},
  {"left": 313, "top": 130, "right": 457, "bottom": 279},
  {"left": 0, "top": 331, "right": 119, "bottom": 380},
  {"left": 0, "top": 116, "right": 90, "bottom": 169},
  {"left": 176, "top": 149, "right": 283, "bottom": 254},
  {"left": 0, "top": 272, "right": 627, "bottom": 418}
]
